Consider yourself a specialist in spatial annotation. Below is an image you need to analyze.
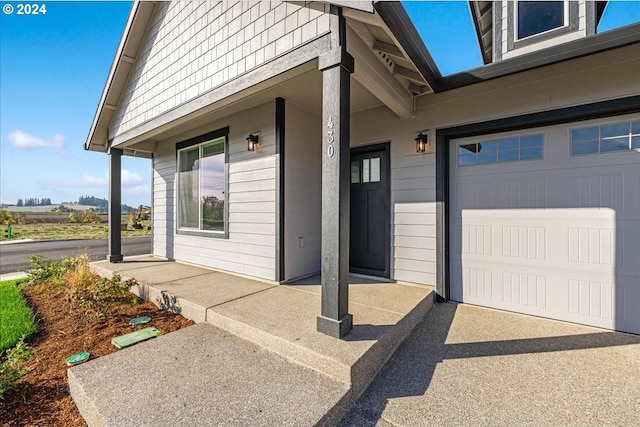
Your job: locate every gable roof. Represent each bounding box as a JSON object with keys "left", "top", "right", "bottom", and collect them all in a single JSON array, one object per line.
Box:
[
  {"left": 85, "top": 1, "right": 639, "bottom": 153},
  {"left": 84, "top": 1, "right": 156, "bottom": 153}
]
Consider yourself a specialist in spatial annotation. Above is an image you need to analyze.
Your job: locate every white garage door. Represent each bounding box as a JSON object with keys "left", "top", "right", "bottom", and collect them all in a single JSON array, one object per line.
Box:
[{"left": 450, "top": 114, "right": 640, "bottom": 334}]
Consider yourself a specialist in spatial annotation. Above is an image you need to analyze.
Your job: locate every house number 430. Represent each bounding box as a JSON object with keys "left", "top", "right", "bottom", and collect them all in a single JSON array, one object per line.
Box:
[{"left": 327, "top": 116, "right": 335, "bottom": 157}]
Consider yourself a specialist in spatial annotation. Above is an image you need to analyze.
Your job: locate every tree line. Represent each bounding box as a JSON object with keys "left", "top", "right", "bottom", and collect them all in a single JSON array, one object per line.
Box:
[
  {"left": 15, "top": 195, "right": 136, "bottom": 212},
  {"left": 16, "top": 198, "right": 52, "bottom": 207}
]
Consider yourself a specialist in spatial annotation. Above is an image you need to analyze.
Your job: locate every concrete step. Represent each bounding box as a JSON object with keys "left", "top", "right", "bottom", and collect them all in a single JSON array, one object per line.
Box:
[
  {"left": 69, "top": 323, "right": 351, "bottom": 427},
  {"left": 84, "top": 258, "right": 436, "bottom": 426},
  {"left": 204, "top": 283, "right": 435, "bottom": 392}
]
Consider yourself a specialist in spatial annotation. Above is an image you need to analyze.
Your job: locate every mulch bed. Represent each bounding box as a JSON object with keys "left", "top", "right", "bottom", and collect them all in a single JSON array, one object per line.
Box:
[{"left": 0, "top": 282, "right": 194, "bottom": 426}]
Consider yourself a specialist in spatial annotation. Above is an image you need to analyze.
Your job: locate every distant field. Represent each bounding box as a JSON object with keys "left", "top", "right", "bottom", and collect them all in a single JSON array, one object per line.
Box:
[
  {"left": 13, "top": 213, "right": 111, "bottom": 224},
  {"left": 1, "top": 221, "right": 151, "bottom": 241},
  {"left": 1, "top": 205, "right": 151, "bottom": 240},
  {"left": 6, "top": 204, "right": 100, "bottom": 213}
]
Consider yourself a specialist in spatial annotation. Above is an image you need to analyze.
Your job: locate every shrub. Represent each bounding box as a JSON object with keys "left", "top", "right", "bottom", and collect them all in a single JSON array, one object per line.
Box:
[
  {"left": 27, "top": 254, "right": 86, "bottom": 286},
  {"left": 81, "top": 210, "right": 100, "bottom": 224},
  {"left": 68, "top": 212, "right": 78, "bottom": 223},
  {"left": 0, "top": 340, "right": 34, "bottom": 400},
  {"left": 65, "top": 258, "right": 136, "bottom": 317},
  {"left": 0, "top": 209, "right": 12, "bottom": 225},
  {"left": 0, "top": 209, "right": 23, "bottom": 226}
]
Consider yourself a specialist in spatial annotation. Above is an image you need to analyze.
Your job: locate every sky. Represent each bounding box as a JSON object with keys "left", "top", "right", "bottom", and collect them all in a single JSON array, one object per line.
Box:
[{"left": 1, "top": 1, "right": 639, "bottom": 207}]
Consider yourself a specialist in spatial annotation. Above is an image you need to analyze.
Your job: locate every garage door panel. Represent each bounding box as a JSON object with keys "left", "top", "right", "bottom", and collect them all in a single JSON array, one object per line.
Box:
[
  {"left": 620, "top": 221, "right": 640, "bottom": 277},
  {"left": 450, "top": 115, "right": 640, "bottom": 334},
  {"left": 457, "top": 263, "right": 630, "bottom": 331},
  {"left": 616, "top": 276, "right": 640, "bottom": 334}
]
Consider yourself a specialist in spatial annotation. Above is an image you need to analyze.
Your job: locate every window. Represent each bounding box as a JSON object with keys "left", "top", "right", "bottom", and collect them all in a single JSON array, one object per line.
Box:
[
  {"left": 458, "top": 134, "right": 543, "bottom": 167},
  {"left": 351, "top": 157, "right": 381, "bottom": 183},
  {"left": 506, "top": 1, "right": 577, "bottom": 52},
  {"left": 517, "top": 1, "right": 565, "bottom": 40},
  {"left": 177, "top": 135, "right": 226, "bottom": 234},
  {"left": 571, "top": 120, "right": 640, "bottom": 156}
]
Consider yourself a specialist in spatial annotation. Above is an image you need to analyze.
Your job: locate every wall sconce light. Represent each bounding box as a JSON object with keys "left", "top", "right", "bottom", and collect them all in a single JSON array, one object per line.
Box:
[
  {"left": 247, "top": 133, "right": 260, "bottom": 152},
  {"left": 415, "top": 131, "right": 430, "bottom": 153}
]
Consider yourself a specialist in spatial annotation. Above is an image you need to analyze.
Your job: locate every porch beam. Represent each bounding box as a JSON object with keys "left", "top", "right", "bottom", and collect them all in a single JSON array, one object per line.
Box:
[
  {"left": 317, "top": 6, "right": 353, "bottom": 339},
  {"left": 107, "top": 147, "right": 123, "bottom": 263},
  {"left": 348, "top": 25, "right": 413, "bottom": 119}
]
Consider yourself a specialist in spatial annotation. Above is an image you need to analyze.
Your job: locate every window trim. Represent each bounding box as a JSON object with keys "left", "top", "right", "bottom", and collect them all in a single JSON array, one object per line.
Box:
[
  {"left": 457, "top": 133, "right": 544, "bottom": 167},
  {"left": 175, "top": 127, "right": 230, "bottom": 239},
  {"left": 507, "top": 1, "right": 579, "bottom": 51},
  {"left": 569, "top": 119, "right": 640, "bottom": 157}
]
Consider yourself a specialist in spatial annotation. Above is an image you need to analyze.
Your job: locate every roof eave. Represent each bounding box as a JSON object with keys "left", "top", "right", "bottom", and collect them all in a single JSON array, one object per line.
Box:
[
  {"left": 439, "top": 21, "right": 640, "bottom": 92},
  {"left": 468, "top": 1, "right": 493, "bottom": 64},
  {"left": 84, "top": 1, "right": 156, "bottom": 153},
  {"left": 374, "top": 1, "right": 443, "bottom": 91}
]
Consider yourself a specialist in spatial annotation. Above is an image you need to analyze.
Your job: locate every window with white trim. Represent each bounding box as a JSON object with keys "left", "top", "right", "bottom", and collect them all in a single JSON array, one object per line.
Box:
[
  {"left": 571, "top": 120, "right": 640, "bottom": 156},
  {"left": 177, "top": 136, "right": 226, "bottom": 233},
  {"left": 516, "top": 1, "right": 567, "bottom": 40},
  {"left": 458, "top": 134, "right": 543, "bottom": 167}
]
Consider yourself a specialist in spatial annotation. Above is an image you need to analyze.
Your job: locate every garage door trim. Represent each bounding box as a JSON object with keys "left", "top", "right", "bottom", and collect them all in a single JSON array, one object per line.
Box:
[{"left": 435, "top": 94, "right": 640, "bottom": 302}]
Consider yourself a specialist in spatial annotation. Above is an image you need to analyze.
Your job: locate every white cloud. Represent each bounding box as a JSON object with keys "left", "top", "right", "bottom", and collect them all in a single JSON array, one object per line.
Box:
[
  {"left": 8, "top": 130, "right": 66, "bottom": 151},
  {"left": 121, "top": 169, "right": 144, "bottom": 187},
  {"left": 81, "top": 173, "right": 108, "bottom": 187},
  {"left": 82, "top": 169, "right": 144, "bottom": 188}
]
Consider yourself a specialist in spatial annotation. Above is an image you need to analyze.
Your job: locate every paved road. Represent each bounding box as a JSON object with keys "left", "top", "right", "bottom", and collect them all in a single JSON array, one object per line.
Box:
[{"left": 0, "top": 237, "right": 151, "bottom": 275}]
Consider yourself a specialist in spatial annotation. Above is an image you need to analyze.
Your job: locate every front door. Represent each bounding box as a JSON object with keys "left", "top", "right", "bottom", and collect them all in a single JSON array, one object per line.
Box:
[{"left": 350, "top": 144, "right": 390, "bottom": 277}]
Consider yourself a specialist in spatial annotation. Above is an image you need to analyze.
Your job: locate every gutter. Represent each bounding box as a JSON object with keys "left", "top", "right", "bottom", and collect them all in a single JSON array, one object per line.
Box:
[{"left": 375, "top": 2, "right": 640, "bottom": 94}]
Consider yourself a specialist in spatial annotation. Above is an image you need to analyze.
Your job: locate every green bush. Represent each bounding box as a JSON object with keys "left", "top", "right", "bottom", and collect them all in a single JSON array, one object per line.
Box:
[
  {"left": 0, "top": 340, "right": 34, "bottom": 400},
  {"left": 65, "top": 258, "right": 136, "bottom": 317},
  {"left": 27, "top": 254, "right": 86, "bottom": 286},
  {"left": 0, "top": 279, "right": 36, "bottom": 352}
]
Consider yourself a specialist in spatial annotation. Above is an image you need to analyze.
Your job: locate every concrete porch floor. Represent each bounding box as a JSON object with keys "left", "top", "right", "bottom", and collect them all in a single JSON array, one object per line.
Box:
[{"left": 70, "top": 255, "right": 434, "bottom": 426}]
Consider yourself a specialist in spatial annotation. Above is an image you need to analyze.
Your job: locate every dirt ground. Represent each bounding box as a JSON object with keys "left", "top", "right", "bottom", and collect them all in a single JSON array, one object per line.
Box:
[{"left": 0, "top": 283, "right": 194, "bottom": 426}]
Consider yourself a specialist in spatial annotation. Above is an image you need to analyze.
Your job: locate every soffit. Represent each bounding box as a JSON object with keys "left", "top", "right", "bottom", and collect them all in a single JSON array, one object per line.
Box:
[{"left": 469, "top": 1, "right": 493, "bottom": 64}]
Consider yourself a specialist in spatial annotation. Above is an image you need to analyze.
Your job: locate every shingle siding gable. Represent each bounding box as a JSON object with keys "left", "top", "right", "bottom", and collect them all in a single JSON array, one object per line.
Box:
[{"left": 110, "top": 1, "right": 330, "bottom": 139}]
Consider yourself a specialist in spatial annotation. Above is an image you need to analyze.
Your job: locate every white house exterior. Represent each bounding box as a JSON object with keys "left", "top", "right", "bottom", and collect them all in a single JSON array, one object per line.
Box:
[{"left": 86, "top": 1, "right": 640, "bottom": 337}]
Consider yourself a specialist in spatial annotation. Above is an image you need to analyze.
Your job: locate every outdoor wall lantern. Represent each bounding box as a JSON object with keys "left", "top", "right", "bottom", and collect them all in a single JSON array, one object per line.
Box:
[
  {"left": 415, "top": 130, "right": 430, "bottom": 153},
  {"left": 247, "top": 133, "right": 260, "bottom": 152}
]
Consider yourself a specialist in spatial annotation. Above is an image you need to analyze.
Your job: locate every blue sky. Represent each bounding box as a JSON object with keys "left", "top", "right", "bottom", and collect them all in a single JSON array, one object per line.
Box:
[{"left": 1, "top": 1, "right": 639, "bottom": 207}]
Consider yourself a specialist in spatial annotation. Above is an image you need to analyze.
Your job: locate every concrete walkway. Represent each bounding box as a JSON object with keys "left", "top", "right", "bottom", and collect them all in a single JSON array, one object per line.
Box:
[
  {"left": 70, "top": 256, "right": 435, "bottom": 426},
  {"left": 341, "top": 302, "right": 640, "bottom": 426}
]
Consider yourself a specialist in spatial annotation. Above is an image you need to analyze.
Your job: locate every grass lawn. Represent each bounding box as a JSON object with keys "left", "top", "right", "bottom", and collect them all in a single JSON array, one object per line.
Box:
[{"left": 0, "top": 278, "right": 36, "bottom": 352}]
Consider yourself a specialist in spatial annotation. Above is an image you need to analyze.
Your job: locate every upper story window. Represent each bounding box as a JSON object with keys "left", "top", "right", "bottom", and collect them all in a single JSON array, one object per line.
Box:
[
  {"left": 506, "top": 1, "right": 577, "bottom": 53},
  {"left": 516, "top": 1, "right": 566, "bottom": 40},
  {"left": 176, "top": 128, "right": 229, "bottom": 237},
  {"left": 458, "top": 134, "right": 543, "bottom": 167},
  {"left": 571, "top": 121, "right": 640, "bottom": 156}
]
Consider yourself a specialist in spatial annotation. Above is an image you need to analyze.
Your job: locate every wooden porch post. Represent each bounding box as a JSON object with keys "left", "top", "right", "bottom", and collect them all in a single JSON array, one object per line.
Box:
[{"left": 317, "top": 6, "right": 353, "bottom": 338}]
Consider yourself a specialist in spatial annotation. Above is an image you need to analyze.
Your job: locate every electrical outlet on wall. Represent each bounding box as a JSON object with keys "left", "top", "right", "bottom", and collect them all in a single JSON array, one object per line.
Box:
[{"left": 298, "top": 237, "right": 304, "bottom": 248}]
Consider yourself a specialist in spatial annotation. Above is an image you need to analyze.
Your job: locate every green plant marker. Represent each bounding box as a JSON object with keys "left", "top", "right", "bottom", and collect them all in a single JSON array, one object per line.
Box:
[
  {"left": 129, "top": 316, "right": 151, "bottom": 326},
  {"left": 111, "top": 327, "right": 161, "bottom": 349},
  {"left": 66, "top": 352, "right": 90, "bottom": 366}
]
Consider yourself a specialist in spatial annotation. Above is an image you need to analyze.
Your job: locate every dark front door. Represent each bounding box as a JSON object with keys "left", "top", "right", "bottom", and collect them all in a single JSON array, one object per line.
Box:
[{"left": 350, "top": 144, "right": 390, "bottom": 277}]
